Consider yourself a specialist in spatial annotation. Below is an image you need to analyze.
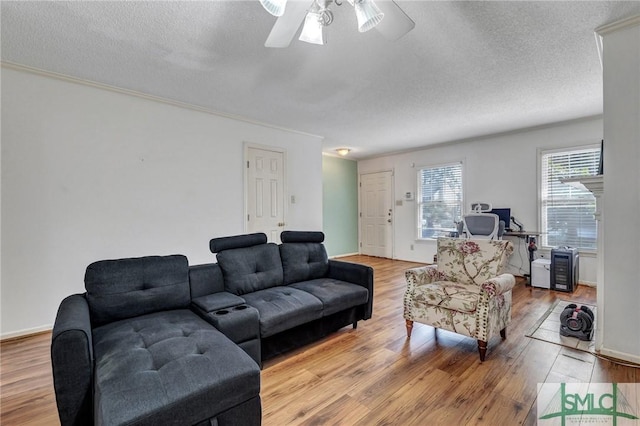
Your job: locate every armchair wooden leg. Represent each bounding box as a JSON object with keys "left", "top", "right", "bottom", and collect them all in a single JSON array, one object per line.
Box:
[
  {"left": 500, "top": 328, "right": 507, "bottom": 339},
  {"left": 406, "top": 320, "right": 413, "bottom": 338},
  {"left": 477, "top": 340, "right": 487, "bottom": 362}
]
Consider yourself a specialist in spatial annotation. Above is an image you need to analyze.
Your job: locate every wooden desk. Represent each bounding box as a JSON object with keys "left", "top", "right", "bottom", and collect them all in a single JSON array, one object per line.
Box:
[{"left": 503, "top": 231, "right": 541, "bottom": 285}]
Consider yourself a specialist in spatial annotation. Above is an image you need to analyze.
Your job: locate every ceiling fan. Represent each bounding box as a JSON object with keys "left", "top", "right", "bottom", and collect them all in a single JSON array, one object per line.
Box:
[{"left": 259, "top": 0, "right": 415, "bottom": 47}]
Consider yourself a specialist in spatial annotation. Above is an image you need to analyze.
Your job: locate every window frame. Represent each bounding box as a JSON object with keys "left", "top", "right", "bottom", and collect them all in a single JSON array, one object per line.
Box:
[
  {"left": 538, "top": 144, "right": 600, "bottom": 252},
  {"left": 415, "top": 161, "right": 464, "bottom": 241}
]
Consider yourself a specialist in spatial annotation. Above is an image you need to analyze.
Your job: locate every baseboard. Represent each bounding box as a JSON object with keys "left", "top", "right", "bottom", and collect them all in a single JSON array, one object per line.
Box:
[
  {"left": 330, "top": 252, "right": 360, "bottom": 258},
  {"left": 1, "top": 325, "right": 52, "bottom": 342},
  {"left": 598, "top": 346, "right": 640, "bottom": 365}
]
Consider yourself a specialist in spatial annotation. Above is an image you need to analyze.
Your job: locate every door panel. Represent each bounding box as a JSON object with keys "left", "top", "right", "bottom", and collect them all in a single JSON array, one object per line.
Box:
[
  {"left": 360, "top": 171, "right": 393, "bottom": 258},
  {"left": 247, "top": 147, "right": 285, "bottom": 243}
]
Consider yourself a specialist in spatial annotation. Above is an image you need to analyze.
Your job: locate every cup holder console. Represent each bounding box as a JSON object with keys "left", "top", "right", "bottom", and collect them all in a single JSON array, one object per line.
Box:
[
  {"left": 207, "top": 304, "right": 259, "bottom": 346},
  {"left": 215, "top": 305, "right": 249, "bottom": 316}
]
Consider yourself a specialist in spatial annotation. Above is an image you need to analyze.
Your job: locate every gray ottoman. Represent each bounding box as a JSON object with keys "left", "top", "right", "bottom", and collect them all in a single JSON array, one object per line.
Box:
[{"left": 92, "top": 309, "right": 260, "bottom": 426}]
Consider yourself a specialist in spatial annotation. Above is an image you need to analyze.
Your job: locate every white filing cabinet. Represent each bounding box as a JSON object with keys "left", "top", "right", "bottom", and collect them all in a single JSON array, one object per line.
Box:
[{"left": 531, "top": 258, "right": 551, "bottom": 289}]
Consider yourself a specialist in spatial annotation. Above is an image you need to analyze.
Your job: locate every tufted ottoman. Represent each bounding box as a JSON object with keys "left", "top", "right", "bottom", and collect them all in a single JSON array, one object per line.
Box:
[{"left": 92, "top": 309, "right": 260, "bottom": 426}]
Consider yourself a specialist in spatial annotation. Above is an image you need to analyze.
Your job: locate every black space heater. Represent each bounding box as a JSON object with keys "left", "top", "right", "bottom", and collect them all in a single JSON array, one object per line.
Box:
[{"left": 550, "top": 247, "right": 579, "bottom": 293}]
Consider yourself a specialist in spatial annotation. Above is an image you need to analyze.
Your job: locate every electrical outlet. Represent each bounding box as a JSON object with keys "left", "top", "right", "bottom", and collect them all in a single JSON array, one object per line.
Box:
[{"left": 410, "top": 244, "right": 414, "bottom": 250}]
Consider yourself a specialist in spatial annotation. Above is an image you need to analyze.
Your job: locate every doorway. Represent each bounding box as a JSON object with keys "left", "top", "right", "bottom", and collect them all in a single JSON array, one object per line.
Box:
[
  {"left": 360, "top": 171, "right": 393, "bottom": 258},
  {"left": 245, "top": 145, "right": 286, "bottom": 243}
]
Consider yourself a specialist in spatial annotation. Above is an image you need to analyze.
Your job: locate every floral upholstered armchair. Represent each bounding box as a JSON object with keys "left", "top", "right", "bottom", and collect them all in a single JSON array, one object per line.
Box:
[{"left": 404, "top": 237, "right": 515, "bottom": 361}]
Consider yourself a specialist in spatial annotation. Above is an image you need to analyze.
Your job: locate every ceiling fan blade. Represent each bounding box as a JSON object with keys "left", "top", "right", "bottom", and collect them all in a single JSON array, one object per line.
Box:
[
  {"left": 374, "top": 0, "right": 415, "bottom": 41},
  {"left": 265, "top": 0, "right": 313, "bottom": 48}
]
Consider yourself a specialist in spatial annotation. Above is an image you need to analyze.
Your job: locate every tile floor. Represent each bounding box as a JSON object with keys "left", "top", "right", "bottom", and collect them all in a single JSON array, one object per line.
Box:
[{"left": 527, "top": 300, "right": 597, "bottom": 353}]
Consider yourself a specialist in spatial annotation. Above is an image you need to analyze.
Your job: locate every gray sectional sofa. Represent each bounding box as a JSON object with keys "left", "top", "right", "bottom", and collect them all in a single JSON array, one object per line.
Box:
[
  {"left": 51, "top": 231, "right": 373, "bottom": 426},
  {"left": 201, "top": 231, "right": 374, "bottom": 363}
]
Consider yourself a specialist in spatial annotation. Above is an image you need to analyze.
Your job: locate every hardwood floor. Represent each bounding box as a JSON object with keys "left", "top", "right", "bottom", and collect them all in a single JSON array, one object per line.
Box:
[{"left": 1, "top": 255, "right": 637, "bottom": 425}]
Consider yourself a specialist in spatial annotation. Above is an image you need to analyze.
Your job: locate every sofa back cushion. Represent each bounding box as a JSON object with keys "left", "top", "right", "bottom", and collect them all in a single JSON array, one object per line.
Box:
[
  {"left": 280, "top": 243, "right": 329, "bottom": 285},
  {"left": 279, "top": 231, "right": 328, "bottom": 285},
  {"left": 189, "top": 263, "right": 225, "bottom": 299},
  {"left": 436, "top": 238, "right": 513, "bottom": 286},
  {"left": 216, "top": 243, "right": 284, "bottom": 295},
  {"left": 85, "top": 255, "right": 190, "bottom": 327}
]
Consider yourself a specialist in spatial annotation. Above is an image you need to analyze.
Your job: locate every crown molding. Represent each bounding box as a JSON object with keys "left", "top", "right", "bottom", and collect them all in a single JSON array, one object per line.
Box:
[
  {"left": 1, "top": 61, "right": 324, "bottom": 141},
  {"left": 595, "top": 14, "right": 640, "bottom": 36},
  {"left": 357, "top": 115, "right": 603, "bottom": 161}
]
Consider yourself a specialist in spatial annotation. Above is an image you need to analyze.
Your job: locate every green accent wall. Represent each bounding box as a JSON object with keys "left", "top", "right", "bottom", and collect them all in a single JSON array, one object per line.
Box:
[{"left": 322, "top": 155, "right": 359, "bottom": 257}]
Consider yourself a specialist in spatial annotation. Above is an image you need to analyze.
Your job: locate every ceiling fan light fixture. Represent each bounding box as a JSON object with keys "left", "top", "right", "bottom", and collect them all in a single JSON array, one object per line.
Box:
[
  {"left": 260, "top": 0, "right": 287, "bottom": 17},
  {"left": 354, "top": 0, "right": 384, "bottom": 32},
  {"left": 336, "top": 148, "right": 351, "bottom": 156},
  {"left": 299, "top": 11, "right": 326, "bottom": 45}
]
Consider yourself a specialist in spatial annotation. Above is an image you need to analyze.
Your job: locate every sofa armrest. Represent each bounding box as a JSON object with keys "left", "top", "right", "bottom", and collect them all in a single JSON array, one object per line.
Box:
[
  {"left": 480, "top": 273, "right": 516, "bottom": 297},
  {"left": 327, "top": 259, "right": 374, "bottom": 319},
  {"left": 191, "top": 292, "right": 246, "bottom": 314},
  {"left": 51, "top": 294, "right": 94, "bottom": 426},
  {"left": 405, "top": 265, "right": 441, "bottom": 288}
]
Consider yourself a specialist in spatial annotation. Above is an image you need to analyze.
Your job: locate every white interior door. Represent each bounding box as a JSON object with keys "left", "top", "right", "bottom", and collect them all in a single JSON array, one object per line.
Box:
[
  {"left": 246, "top": 146, "right": 285, "bottom": 243},
  {"left": 360, "top": 171, "right": 393, "bottom": 258}
]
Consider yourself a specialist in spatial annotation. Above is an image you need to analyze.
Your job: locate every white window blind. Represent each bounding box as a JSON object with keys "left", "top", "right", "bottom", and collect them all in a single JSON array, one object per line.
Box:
[
  {"left": 417, "top": 162, "right": 463, "bottom": 239},
  {"left": 540, "top": 147, "right": 600, "bottom": 250}
]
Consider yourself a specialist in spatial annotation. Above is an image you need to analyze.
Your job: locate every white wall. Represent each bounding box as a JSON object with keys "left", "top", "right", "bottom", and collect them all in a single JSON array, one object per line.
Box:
[
  {"left": 600, "top": 18, "right": 640, "bottom": 363},
  {"left": 358, "top": 117, "right": 603, "bottom": 282},
  {"left": 0, "top": 66, "right": 324, "bottom": 337}
]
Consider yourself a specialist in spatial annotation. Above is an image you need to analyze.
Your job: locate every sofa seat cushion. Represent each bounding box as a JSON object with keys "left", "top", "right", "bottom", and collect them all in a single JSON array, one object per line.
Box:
[
  {"left": 411, "top": 281, "right": 482, "bottom": 313},
  {"left": 92, "top": 310, "right": 260, "bottom": 426},
  {"left": 241, "top": 287, "right": 323, "bottom": 338},
  {"left": 289, "top": 279, "right": 369, "bottom": 316}
]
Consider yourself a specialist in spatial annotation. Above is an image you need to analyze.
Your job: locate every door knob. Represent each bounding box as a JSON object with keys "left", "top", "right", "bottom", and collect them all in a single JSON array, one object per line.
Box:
[{"left": 387, "top": 219, "right": 392, "bottom": 223}]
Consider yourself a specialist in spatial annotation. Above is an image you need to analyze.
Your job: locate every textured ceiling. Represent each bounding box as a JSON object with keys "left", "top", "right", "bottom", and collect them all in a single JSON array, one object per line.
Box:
[{"left": 2, "top": 1, "right": 640, "bottom": 159}]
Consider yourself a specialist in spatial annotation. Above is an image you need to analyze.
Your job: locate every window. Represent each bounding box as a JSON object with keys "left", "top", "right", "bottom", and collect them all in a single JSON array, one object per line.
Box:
[
  {"left": 417, "top": 162, "right": 463, "bottom": 239},
  {"left": 540, "top": 146, "right": 600, "bottom": 250}
]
